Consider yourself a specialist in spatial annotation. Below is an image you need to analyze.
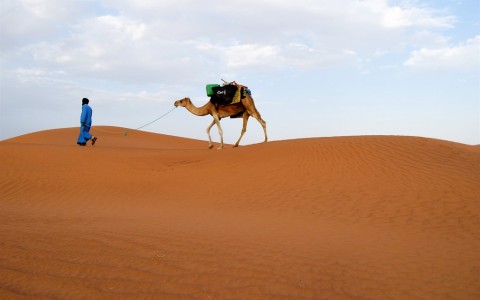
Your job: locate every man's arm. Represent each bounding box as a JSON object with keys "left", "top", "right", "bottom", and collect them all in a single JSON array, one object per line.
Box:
[{"left": 80, "top": 106, "right": 87, "bottom": 125}]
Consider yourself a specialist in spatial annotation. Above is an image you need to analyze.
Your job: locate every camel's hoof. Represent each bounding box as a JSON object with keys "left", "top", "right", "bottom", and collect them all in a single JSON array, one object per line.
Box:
[{"left": 208, "top": 145, "right": 214, "bottom": 149}]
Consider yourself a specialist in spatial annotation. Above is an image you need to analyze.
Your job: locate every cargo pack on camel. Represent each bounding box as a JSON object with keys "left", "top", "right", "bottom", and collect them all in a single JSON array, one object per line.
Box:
[
  {"left": 207, "top": 82, "right": 252, "bottom": 109},
  {"left": 174, "top": 80, "right": 268, "bottom": 149}
]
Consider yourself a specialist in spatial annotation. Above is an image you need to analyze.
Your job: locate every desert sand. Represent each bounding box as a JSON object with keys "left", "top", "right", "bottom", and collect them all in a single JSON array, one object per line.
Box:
[{"left": 1, "top": 127, "right": 479, "bottom": 299}]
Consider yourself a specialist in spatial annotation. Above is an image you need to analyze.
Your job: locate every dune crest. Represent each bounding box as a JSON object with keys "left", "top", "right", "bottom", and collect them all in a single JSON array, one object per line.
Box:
[{"left": 1, "top": 128, "right": 479, "bottom": 299}]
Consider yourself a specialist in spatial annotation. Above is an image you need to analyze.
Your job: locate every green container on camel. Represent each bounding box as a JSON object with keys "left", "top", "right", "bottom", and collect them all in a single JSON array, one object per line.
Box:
[{"left": 206, "top": 84, "right": 221, "bottom": 96}]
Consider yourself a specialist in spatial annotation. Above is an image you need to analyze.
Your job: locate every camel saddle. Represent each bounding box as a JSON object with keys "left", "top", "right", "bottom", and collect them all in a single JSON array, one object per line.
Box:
[{"left": 210, "top": 84, "right": 249, "bottom": 107}]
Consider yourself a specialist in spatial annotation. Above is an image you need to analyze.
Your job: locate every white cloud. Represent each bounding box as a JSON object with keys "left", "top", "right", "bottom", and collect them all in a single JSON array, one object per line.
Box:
[
  {"left": 2, "top": 0, "right": 457, "bottom": 83},
  {"left": 404, "top": 35, "right": 480, "bottom": 70},
  {"left": 20, "top": 0, "right": 68, "bottom": 19},
  {"left": 355, "top": 0, "right": 455, "bottom": 29},
  {"left": 0, "top": 0, "right": 97, "bottom": 49},
  {"left": 225, "top": 44, "right": 280, "bottom": 68},
  {"left": 14, "top": 67, "right": 65, "bottom": 79},
  {"left": 97, "top": 15, "right": 146, "bottom": 41}
]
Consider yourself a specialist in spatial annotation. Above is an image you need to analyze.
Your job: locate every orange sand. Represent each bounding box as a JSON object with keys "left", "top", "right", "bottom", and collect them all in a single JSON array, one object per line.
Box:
[{"left": 1, "top": 127, "right": 479, "bottom": 299}]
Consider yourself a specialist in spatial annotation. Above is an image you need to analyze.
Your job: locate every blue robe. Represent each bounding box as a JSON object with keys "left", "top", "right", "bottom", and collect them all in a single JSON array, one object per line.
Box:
[{"left": 77, "top": 104, "right": 93, "bottom": 144}]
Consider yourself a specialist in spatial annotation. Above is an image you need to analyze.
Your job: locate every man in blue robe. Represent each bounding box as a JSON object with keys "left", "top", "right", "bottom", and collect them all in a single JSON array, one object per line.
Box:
[{"left": 77, "top": 98, "right": 97, "bottom": 146}]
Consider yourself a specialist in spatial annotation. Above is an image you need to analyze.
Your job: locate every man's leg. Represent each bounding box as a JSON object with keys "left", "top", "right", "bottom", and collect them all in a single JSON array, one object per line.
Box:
[
  {"left": 84, "top": 126, "right": 96, "bottom": 145},
  {"left": 77, "top": 126, "right": 87, "bottom": 145}
]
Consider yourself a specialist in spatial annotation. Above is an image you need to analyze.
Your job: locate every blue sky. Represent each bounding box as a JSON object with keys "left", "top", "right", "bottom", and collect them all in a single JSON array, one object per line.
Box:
[{"left": 1, "top": 0, "right": 479, "bottom": 145}]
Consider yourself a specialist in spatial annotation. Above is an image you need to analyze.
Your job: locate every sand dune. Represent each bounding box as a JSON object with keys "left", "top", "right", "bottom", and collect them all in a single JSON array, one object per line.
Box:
[{"left": 1, "top": 127, "right": 479, "bottom": 299}]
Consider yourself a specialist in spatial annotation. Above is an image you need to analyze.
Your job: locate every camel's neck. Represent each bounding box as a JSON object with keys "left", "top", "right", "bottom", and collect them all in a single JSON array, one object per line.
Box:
[{"left": 185, "top": 101, "right": 211, "bottom": 116}]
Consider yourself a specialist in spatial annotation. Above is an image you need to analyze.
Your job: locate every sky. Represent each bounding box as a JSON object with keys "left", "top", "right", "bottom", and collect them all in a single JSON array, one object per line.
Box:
[{"left": 1, "top": 0, "right": 479, "bottom": 145}]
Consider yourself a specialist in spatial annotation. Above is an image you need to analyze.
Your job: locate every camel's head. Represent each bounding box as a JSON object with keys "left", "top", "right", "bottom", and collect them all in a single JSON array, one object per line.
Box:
[{"left": 174, "top": 97, "right": 190, "bottom": 108}]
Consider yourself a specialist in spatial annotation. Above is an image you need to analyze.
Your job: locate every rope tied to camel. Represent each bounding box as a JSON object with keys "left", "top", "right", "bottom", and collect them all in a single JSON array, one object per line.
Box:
[{"left": 92, "top": 106, "right": 177, "bottom": 136}]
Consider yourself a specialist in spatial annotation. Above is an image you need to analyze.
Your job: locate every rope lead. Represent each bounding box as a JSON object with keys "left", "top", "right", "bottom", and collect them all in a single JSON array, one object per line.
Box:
[
  {"left": 134, "top": 106, "right": 177, "bottom": 130},
  {"left": 93, "top": 106, "right": 177, "bottom": 135}
]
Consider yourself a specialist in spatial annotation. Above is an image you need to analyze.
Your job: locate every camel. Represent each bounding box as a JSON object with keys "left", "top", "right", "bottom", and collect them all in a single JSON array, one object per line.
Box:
[{"left": 174, "top": 93, "right": 267, "bottom": 149}]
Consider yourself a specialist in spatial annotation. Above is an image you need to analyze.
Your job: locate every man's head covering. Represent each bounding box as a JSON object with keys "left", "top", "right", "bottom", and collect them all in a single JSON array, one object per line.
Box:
[{"left": 82, "top": 98, "right": 89, "bottom": 105}]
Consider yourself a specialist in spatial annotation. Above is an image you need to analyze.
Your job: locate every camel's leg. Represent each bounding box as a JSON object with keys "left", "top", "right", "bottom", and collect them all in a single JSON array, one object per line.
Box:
[
  {"left": 206, "top": 119, "right": 216, "bottom": 149},
  {"left": 234, "top": 112, "right": 249, "bottom": 147},
  {"left": 250, "top": 111, "right": 268, "bottom": 143},
  {"left": 260, "top": 117, "right": 268, "bottom": 142},
  {"left": 213, "top": 115, "right": 224, "bottom": 149},
  {"left": 242, "top": 96, "right": 268, "bottom": 143}
]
